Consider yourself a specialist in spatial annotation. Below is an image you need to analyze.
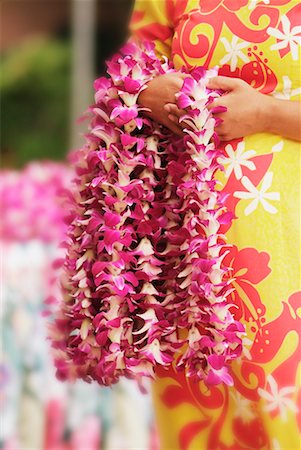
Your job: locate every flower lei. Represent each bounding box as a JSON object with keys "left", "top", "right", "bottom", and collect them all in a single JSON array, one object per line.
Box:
[
  {"left": 50, "top": 41, "right": 245, "bottom": 387},
  {"left": 0, "top": 162, "right": 72, "bottom": 243}
]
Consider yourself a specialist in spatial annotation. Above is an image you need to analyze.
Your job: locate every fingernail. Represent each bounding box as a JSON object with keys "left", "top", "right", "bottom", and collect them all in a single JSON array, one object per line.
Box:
[
  {"left": 212, "top": 105, "right": 227, "bottom": 114},
  {"left": 168, "top": 114, "right": 176, "bottom": 123},
  {"left": 164, "top": 104, "right": 171, "bottom": 112}
]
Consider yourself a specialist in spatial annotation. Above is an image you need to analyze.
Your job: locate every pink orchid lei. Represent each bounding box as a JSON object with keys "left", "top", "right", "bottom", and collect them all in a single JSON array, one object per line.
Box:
[{"left": 50, "top": 41, "right": 245, "bottom": 388}]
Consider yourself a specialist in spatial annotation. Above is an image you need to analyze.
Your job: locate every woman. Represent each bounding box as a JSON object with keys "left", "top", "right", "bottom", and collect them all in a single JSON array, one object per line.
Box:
[{"left": 130, "top": 1, "right": 301, "bottom": 449}]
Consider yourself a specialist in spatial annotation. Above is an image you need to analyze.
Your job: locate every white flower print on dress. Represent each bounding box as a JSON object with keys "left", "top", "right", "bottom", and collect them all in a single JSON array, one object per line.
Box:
[
  {"left": 271, "top": 141, "right": 284, "bottom": 153},
  {"left": 218, "top": 141, "right": 256, "bottom": 180},
  {"left": 258, "top": 375, "right": 298, "bottom": 421},
  {"left": 249, "top": 0, "right": 270, "bottom": 10},
  {"left": 231, "top": 391, "right": 256, "bottom": 423},
  {"left": 220, "top": 36, "right": 250, "bottom": 71},
  {"left": 234, "top": 172, "right": 280, "bottom": 216},
  {"left": 267, "top": 15, "right": 301, "bottom": 61},
  {"left": 274, "top": 76, "right": 301, "bottom": 100},
  {"left": 272, "top": 438, "right": 281, "bottom": 450}
]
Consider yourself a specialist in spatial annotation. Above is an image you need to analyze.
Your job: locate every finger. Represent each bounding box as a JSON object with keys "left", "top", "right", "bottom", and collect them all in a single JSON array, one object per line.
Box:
[
  {"left": 207, "top": 97, "right": 222, "bottom": 110},
  {"left": 168, "top": 72, "right": 189, "bottom": 86},
  {"left": 207, "top": 76, "right": 241, "bottom": 91},
  {"left": 207, "top": 103, "right": 228, "bottom": 114},
  {"left": 207, "top": 99, "right": 220, "bottom": 111},
  {"left": 168, "top": 121, "right": 184, "bottom": 136},
  {"left": 168, "top": 113, "right": 193, "bottom": 132},
  {"left": 168, "top": 113, "right": 179, "bottom": 124},
  {"left": 211, "top": 114, "right": 226, "bottom": 134},
  {"left": 162, "top": 115, "right": 184, "bottom": 136},
  {"left": 214, "top": 116, "right": 224, "bottom": 128},
  {"left": 164, "top": 103, "right": 185, "bottom": 119},
  {"left": 168, "top": 114, "right": 188, "bottom": 131},
  {"left": 168, "top": 71, "right": 187, "bottom": 78},
  {"left": 207, "top": 97, "right": 228, "bottom": 114},
  {"left": 176, "top": 72, "right": 189, "bottom": 80}
]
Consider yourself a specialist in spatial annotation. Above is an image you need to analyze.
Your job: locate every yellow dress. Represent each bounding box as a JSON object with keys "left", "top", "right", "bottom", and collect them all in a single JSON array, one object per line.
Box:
[{"left": 131, "top": 1, "right": 301, "bottom": 448}]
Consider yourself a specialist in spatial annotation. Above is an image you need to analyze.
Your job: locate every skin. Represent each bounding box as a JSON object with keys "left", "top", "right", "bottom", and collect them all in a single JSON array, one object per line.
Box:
[
  {"left": 138, "top": 72, "right": 187, "bottom": 136},
  {"left": 138, "top": 74, "right": 301, "bottom": 142}
]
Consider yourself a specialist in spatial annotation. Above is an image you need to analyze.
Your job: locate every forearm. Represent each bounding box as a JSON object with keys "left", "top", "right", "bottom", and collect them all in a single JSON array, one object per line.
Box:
[{"left": 261, "top": 97, "right": 301, "bottom": 142}]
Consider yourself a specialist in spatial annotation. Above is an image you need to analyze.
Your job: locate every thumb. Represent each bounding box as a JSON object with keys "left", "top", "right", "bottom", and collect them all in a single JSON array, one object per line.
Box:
[
  {"left": 176, "top": 72, "right": 189, "bottom": 78},
  {"left": 176, "top": 72, "right": 190, "bottom": 81},
  {"left": 207, "top": 76, "right": 240, "bottom": 91}
]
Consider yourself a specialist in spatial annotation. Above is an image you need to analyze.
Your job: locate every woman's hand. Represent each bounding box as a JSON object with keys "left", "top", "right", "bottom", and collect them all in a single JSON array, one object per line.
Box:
[
  {"left": 165, "top": 76, "right": 266, "bottom": 141},
  {"left": 138, "top": 72, "right": 187, "bottom": 136},
  {"left": 206, "top": 76, "right": 267, "bottom": 141},
  {"left": 165, "top": 76, "right": 301, "bottom": 142},
  {"left": 209, "top": 76, "right": 301, "bottom": 142}
]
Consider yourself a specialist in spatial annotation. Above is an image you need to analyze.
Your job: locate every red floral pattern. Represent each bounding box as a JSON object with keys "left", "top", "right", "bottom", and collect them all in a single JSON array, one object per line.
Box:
[
  {"left": 222, "top": 245, "right": 270, "bottom": 323},
  {"left": 131, "top": 0, "right": 300, "bottom": 448}
]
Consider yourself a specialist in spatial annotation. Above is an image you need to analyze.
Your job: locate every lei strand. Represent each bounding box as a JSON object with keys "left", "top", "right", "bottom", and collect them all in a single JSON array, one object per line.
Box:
[{"left": 50, "top": 41, "right": 245, "bottom": 387}]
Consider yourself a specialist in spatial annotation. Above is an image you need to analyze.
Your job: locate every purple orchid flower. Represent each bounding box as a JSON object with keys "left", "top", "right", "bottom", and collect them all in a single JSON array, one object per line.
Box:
[{"left": 49, "top": 40, "right": 245, "bottom": 387}]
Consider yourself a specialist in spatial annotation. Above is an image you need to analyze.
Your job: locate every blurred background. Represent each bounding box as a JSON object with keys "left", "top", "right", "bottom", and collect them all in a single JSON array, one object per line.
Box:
[
  {"left": 1, "top": 0, "right": 134, "bottom": 166},
  {"left": 1, "top": 1, "right": 158, "bottom": 449}
]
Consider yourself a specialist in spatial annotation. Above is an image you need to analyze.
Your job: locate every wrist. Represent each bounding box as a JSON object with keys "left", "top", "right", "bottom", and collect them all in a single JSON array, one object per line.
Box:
[
  {"left": 257, "top": 93, "right": 275, "bottom": 134},
  {"left": 258, "top": 94, "right": 271, "bottom": 133},
  {"left": 137, "top": 83, "right": 150, "bottom": 107}
]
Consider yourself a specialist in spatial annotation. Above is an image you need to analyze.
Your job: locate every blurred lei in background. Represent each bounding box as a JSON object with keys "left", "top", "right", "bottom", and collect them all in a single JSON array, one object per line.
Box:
[{"left": 0, "top": 162, "right": 154, "bottom": 450}]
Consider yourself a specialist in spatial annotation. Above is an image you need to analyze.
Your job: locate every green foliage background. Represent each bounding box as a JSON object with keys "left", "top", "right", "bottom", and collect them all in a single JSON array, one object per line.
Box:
[{"left": 1, "top": 38, "right": 71, "bottom": 168}]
